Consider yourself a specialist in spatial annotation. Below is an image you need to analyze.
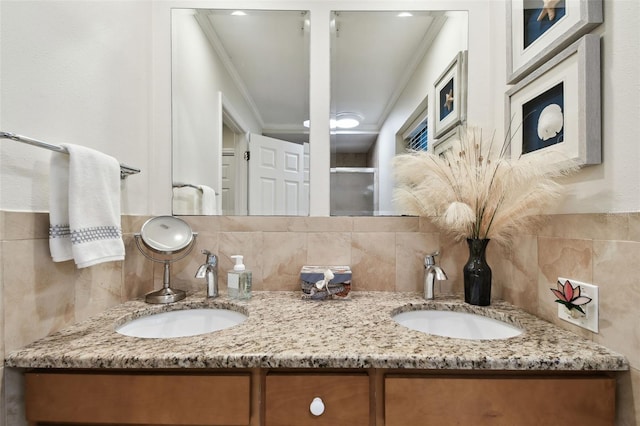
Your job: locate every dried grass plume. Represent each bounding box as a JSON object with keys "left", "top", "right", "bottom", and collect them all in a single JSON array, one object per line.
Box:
[{"left": 392, "top": 127, "right": 579, "bottom": 246}]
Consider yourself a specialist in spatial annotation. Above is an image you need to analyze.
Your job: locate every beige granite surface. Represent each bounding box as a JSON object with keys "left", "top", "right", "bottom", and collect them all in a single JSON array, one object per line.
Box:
[{"left": 4, "top": 291, "right": 628, "bottom": 371}]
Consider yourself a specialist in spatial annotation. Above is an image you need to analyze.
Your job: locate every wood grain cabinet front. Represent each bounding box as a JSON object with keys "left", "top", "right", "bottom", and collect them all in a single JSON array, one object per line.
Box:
[
  {"left": 25, "top": 371, "right": 251, "bottom": 425},
  {"left": 385, "top": 374, "right": 616, "bottom": 426},
  {"left": 264, "top": 373, "right": 370, "bottom": 426}
]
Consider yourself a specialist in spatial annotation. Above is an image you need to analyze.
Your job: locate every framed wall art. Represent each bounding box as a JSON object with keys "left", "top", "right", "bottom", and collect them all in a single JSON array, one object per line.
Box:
[
  {"left": 506, "top": 0, "right": 602, "bottom": 83},
  {"left": 505, "top": 34, "right": 600, "bottom": 166},
  {"left": 433, "top": 50, "right": 467, "bottom": 139},
  {"left": 433, "top": 126, "right": 462, "bottom": 159}
]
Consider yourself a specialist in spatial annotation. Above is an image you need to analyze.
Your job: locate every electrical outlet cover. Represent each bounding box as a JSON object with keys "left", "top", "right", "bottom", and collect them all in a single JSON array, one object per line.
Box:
[{"left": 556, "top": 277, "right": 598, "bottom": 333}]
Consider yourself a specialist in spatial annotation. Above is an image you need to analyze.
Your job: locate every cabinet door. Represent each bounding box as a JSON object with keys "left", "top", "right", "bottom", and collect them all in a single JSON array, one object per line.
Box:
[
  {"left": 25, "top": 372, "right": 251, "bottom": 425},
  {"left": 265, "top": 373, "right": 370, "bottom": 426},
  {"left": 385, "top": 375, "right": 615, "bottom": 426}
]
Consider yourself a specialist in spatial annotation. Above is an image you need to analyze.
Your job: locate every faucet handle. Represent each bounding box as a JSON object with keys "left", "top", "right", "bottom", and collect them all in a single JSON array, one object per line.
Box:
[
  {"left": 201, "top": 249, "right": 217, "bottom": 265},
  {"left": 424, "top": 251, "right": 440, "bottom": 266}
]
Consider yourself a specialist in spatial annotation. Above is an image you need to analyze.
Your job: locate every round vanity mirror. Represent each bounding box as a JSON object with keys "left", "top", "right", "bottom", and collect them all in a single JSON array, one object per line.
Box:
[
  {"left": 139, "top": 216, "right": 194, "bottom": 254},
  {"left": 134, "top": 216, "right": 197, "bottom": 304}
]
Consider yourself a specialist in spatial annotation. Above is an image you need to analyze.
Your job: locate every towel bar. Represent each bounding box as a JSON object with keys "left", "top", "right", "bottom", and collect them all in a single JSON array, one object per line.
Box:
[
  {"left": 173, "top": 183, "right": 219, "bottom": 196},
  {"left": 1, "top": 131, "right": 141, "bottom": 179}
]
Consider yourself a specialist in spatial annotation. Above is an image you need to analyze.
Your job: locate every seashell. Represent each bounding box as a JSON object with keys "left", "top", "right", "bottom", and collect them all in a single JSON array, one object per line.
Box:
[{"left": 537, "top": 104, "right": 563, "bottom": 141}]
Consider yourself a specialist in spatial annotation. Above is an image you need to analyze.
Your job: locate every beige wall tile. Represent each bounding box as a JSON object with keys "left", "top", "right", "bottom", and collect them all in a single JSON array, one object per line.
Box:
[
  {"left": 485, "top": 241, "right": 512, "bottom": 301},
  {"left": 74, "top": 262, "right": 123, "bottom": 323},
  {"left": 122, "top": 233, "right": 154, "bottom": 300},
  {"left": 503, "top": 235, "right": 538, "bottom": 314},
  {"left": 418, "top": 217, "right": 440, "bottom": 233},
  {"left": 629, "top": 213, "right": 640, "bottom": 243},
  {"left": 536, "top": 237, "right": 593, "bottom": 337},
  {"left": 219, "top": 216, "right": 289, "bottom": 232},
  {"left": 351, "top": 233, "right": 396, "bottom": 291},
  {"left": 1, "top": 212, "right": 49, "bottom": 241},
  {"left": 592, "top": 240, "right": 640, "bottom": 368},
  {"left": 218, "top": 232, "right": 264, "bottom": 289},
  {"left": 120, "top": 215, "right": 151, "bottom": 234},
  {"left": 262, "top": 232, "right": 307, "bottom": 291},
  {"left": 306, "top": 232, "right": 352, "bottom": 266},
  {"left": 395, "top": 232, "right": 439, "bottom": 293},
  {"left": 288, "top": 217, "right": 353, "bottom": 232},
  {"left": 180, "top": 215, "right": 221, "bottom": 234},
  {"left": 539, "top": 214, "right": 629, "bottom": 241},
  {"left": 2, "top": 211, "right": 640, "bottom": 425},
  {"left": 353, "top": 216, "right": 419, "bottom": 232},
  {"left": 438, "top": 238, "right": 466, "bottom": 295},
  {"left": 2, "top": 239, "right": 75, "bottom": 353}
]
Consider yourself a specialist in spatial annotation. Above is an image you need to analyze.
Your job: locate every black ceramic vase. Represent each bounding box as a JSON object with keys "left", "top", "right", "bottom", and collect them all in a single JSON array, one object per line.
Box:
[{"left": 463, "top": 238, "right": 492, "bottom": 306}]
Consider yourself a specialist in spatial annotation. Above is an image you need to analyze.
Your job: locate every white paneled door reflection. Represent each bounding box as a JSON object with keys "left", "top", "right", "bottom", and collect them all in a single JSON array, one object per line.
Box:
[{"left": 248, "top": 134, "right": 307, "bottom": 215}]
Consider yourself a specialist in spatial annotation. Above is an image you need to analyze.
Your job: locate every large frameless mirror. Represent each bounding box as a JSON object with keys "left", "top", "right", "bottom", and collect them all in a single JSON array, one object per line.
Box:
[
  {"left": 171, "top": 9, "right": 310, "bottom": 216},
  {"left": 330, "top": 10, "right": 468, "bottom": 215},
  {"left": 170, "top": 7, "right": 468, "bottom": 216}
]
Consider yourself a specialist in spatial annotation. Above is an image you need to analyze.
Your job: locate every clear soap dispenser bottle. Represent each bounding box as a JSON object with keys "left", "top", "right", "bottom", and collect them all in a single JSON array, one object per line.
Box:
[{"left": 228, "top": 255, "right": 252, "bottom": 299}]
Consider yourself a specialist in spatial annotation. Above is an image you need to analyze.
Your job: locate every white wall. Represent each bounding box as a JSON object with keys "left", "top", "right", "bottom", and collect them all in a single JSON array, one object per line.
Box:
[
  {"left": 486, "top": 0, "right": 640, "bottom": 214},
  {"left": 562, "top": 0, "right": 640, "bottom": 214},
  {"left": 0, "top": 1, "right": 153, "bottom": 215},
  {"left": 1, "top": 0, "right": 639, "bottom": 215}
]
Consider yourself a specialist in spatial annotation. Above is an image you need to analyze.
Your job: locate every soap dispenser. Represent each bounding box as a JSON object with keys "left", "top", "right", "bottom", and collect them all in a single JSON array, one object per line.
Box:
[{"left": 228, "top": 255, "right": 252, "bottom": 299}]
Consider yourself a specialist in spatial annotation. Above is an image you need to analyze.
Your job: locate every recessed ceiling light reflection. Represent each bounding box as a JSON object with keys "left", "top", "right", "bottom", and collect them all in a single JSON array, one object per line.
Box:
[{"left": 303, "top": 113, "right": 362, "bottom": 130}]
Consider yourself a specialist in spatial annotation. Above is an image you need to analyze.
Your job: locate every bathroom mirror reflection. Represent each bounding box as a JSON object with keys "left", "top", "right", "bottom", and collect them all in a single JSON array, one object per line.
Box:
[
  {"left": 330, "top": 10, "right": 468, "bottom": 215},
  {"left": 171, "top": 8, "right": 468, "bottom": 216},
  {"left": 172, "top": 9, "right": 310, "bottom": 216}
]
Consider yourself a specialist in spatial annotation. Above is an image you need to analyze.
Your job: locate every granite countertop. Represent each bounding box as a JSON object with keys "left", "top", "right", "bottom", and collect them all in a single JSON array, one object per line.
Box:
[{"left": 5, "top": 291, "right": 628, "bottom": 371}]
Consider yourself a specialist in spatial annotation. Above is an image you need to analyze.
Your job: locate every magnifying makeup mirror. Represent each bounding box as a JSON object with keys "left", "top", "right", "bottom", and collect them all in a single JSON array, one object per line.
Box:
[{"left": 134, "top": 216, "right": 198, "bottom": 303}]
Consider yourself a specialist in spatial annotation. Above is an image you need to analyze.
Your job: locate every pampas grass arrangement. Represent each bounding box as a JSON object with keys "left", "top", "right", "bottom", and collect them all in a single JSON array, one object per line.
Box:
[{"left": 392, "top": 126, "right": 579, "bottom": 246}]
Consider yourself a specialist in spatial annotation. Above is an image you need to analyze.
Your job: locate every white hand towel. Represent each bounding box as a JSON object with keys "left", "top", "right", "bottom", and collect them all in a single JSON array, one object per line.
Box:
[
  {"left": 49, "top": 154, "right": 73, "bottom": 262},
  {"left": 49, "top": 144, "right": 125, "bottom": 268},
  {"left": 199, "top": 185, "right": 218, "bottom": 215},
  {"left": 172, "top": 186, "right": 200, "bottom": 215}
]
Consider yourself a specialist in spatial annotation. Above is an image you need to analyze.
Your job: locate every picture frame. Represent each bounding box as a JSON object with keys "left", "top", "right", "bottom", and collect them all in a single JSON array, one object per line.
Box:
[
  {"left": 433, "top": 51, "right": 467, "bottom": 139},
  {"left": 433, "top": 126, "right": 462, "bottom": 159},
  {"left": 505, "top": 34, "right": 600, "bottom": 166},
  {"left": 506, "top": 0, "right": 602, "bottom": 84}
]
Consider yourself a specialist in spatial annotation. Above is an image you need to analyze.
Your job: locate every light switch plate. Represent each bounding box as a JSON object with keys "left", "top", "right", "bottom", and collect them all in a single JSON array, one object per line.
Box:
[{"left": 557, "top": 277, "right": 598, "bottom": 333}]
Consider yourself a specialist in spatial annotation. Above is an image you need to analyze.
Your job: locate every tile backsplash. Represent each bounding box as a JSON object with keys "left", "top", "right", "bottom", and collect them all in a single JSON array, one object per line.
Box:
[{"left": 1, "top": 211, "right": 639, "bottom": 424}]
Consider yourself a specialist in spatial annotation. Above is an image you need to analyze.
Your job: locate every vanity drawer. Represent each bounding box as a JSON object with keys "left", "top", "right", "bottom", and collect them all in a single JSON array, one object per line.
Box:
[
  {"left": 385, "top": 375, "right": 615, "bottom": 426},
  {"left": 25, "top": 371, "right": 251, "bottom": 425},
  {"left": 265, "top": 373, "right": 370, "bottom": 426}
]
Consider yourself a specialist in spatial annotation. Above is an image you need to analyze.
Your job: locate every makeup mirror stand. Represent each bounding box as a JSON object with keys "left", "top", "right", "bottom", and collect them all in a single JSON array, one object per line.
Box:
[{"left": 134, "top": 216, "right": 198, "bottom": 304}]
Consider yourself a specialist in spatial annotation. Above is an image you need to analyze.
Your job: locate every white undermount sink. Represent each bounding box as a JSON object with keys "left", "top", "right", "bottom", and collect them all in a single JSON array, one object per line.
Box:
[
  {"left": 116, "top": 308, "right": 247, "bottom": 339},
  {"left": 392, "top": 309, "right": 523, "bottom": 340}
]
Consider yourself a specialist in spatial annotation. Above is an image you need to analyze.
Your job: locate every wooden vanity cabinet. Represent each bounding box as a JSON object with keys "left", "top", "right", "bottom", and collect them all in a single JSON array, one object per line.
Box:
[
  {"left": 264, "top": 372, "right": 370, "bottom": 426},
  {"left": 384, "top": 373, "right": 616, "bottom": 426},
  {"left": 23, "top": 369, "right": 617, "bottom": 426},
  {"left": 24, "top": 371, "right": 251, "bottom": 426}
]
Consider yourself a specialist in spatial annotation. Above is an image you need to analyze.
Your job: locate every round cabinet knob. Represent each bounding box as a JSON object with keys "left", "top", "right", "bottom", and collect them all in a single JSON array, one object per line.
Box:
[{"left": 309, "top": 397, "right": 325, "bottom": 416}]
